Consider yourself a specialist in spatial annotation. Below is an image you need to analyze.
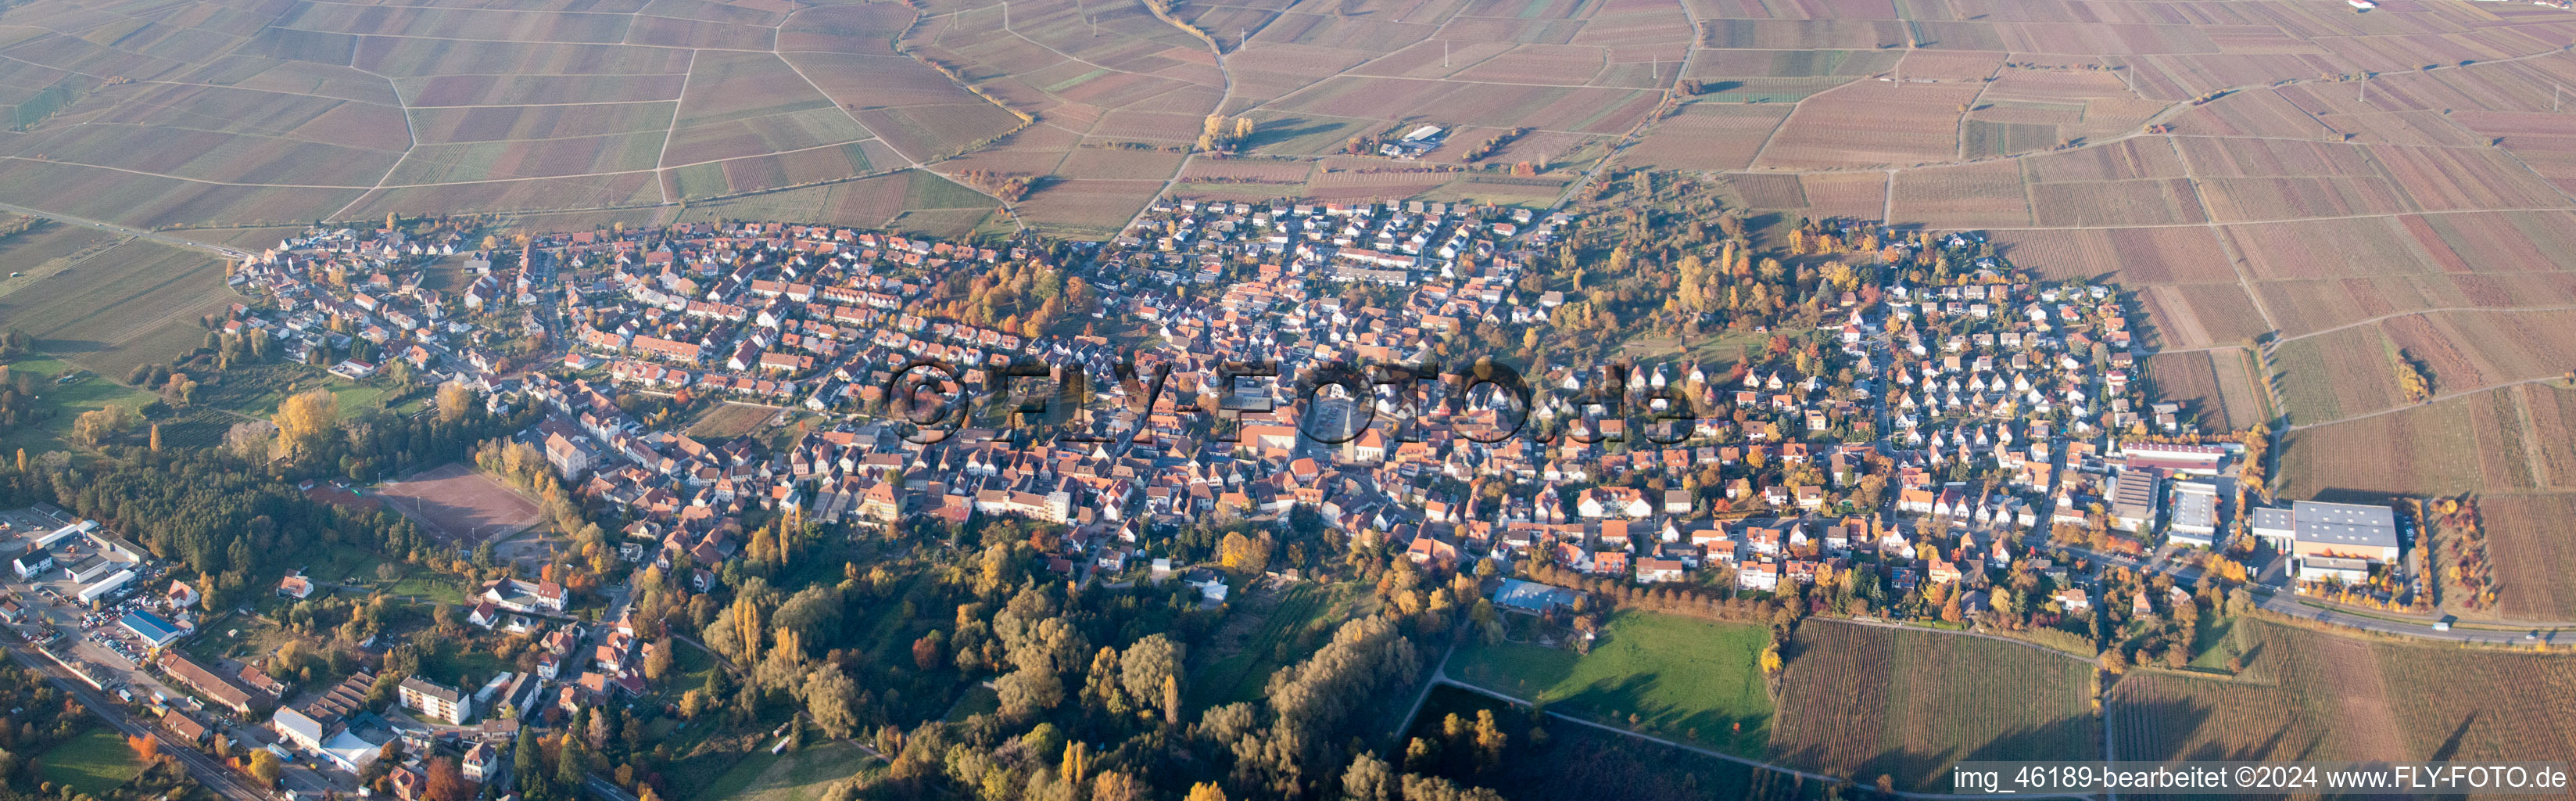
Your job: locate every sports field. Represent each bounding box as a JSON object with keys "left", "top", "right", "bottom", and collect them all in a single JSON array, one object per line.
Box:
[{"left": 376, "top": 462, "right": 546, "bottom": 544}]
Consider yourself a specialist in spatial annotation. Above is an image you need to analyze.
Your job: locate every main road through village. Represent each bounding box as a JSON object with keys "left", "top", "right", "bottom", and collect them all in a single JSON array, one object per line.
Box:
[{"left": 1, "top": 644, "right": 276, "bottom": 800}]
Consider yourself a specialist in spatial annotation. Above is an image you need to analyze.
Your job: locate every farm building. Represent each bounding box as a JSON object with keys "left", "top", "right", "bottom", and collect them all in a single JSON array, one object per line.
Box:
[
  {"left": 2255, "top": 501, "right": 2403, "bottom": 579},
  {"left": 1380, "top": 125, "right": 1446, "bottom": 159},
  {"left": 2285, "top": 501, "right": 2402, "bottom": 562}
]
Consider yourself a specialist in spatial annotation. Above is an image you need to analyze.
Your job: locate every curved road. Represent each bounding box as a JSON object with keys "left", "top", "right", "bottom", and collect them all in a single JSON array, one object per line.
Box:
[{"left": 0, "top": 200, "right": 253, "bottom": 261}]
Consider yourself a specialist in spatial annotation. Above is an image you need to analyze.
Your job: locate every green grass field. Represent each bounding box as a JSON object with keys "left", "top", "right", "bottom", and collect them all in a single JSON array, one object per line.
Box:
[
  {"left": 945, "top": 685, "right": 1000, "bottom": 723},
  {"left": 0, "top": 356, "right": 163, "bottom": 453},
  {"left": 687, "top": 740, "right": 879, "bottom": 801},
  {"left": 1451, "top": 611, "right": 1774, "bottom": 758},
  {"left": 390, "top": 574, "right": 470, "bottom": 605},
  {"left": 300, "top": 548, "right": 389, "bottom": 587},
  {"left": 40, "top": 729, "right": 143, "bottom": 796},
  {"left": 207, "top": 367, "right": 391, "bottom": 418},
  {"left": 417, "top": 637, "right": 506, "bottom": 688}
]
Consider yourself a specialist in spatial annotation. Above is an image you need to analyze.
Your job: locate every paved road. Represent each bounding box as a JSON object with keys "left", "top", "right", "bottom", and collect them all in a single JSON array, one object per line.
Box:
[
  {"left": 2015, "top": 530, "right": 2567, "bottom": 645},
  {"left": 0, "top": 199, "right": 254, "bottom": 261},
  {"left": 583, "top": 773, "right": 641, "bottom": 801},
  {"left": 2, "top": 644, "right": 274, "bottom": 800}
]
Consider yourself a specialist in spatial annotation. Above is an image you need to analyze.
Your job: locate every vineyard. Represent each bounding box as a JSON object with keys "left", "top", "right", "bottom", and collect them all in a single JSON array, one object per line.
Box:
[
  {"left": 1770, "top": 622, "right": 2098, "bottom": 790},
  {"left": 2109, "top": 620, "right": 2576, "bottom": 766}
]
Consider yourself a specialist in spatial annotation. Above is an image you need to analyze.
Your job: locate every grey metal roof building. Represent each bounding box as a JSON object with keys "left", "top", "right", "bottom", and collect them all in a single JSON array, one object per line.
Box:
[{"left": 2292, "top": 501, "right": 2399, "bottom": 550}]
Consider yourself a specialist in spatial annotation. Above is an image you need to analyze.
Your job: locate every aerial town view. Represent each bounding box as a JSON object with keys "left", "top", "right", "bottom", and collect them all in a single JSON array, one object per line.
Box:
[{"left": 0, "top": 0, "right": 2573, "bottom": 799}]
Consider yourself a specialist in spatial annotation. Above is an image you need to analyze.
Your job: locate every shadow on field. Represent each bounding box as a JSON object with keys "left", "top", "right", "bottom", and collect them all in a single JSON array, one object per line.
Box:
[
  {"left": 1554, "top": 671, "right": 1773, "bottom": 756},
  {"left": 34, "top": 337, "right": 109, "bottom": 356},
  {"left": 2116, "top": 692, "right": 2345, "bottom": 792},
  {"left": 1771, "top": 712, "right": 2104, "bottom": 791},
  {"left": 2306, "top": 486, "right": 2411, "bottom": 508},
  {"left": 1247, "top": 119, "right": 1352, "bottom": 150}
]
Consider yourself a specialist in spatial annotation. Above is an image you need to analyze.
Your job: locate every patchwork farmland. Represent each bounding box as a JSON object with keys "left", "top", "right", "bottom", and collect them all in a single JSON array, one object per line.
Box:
[
  {"left": 2110, "top": 620, "right": 2576, "bottom": 767},
  {"left": 0, "top": 0, "right": 1019, "bottom": 230},
  {"left": 0, "top": 0, "right": 2569, "bottom": 241}
]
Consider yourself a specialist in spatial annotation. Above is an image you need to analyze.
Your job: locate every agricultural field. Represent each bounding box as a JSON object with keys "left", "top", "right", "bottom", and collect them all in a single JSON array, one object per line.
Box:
[
  {"left": 687, "top": 402, "right": 783, "bottom": 440},
  {"left": 2109, "top": 620, "right": 2576, "bottom": 767},
  {"left": 1625, "top": 104, "right": 1790, "bottom": 172},
  {"left": 2269, "top": 326, "right": 2402, "bottom": 426},
  {"left": 2478, "top": 492, "right": 2576, "bottom": 621},
  {"left": 2145, "top": 349, "right": 2265, "bottom": 433},
  {"left": 1769, "top": 622, "right": 2098, "bottom": 791},
  {"left": 0, "top": 237, "right": 239, "bottom": 379},
  {"left": 0, "top": 0, "right": 1022, "bottom": 229},
  {"left": 1450, "top": 611, "right": 1774, "bottom": 758},
  {"left": 2277, "top": 396, "right": 2481, "bottom": 499},
  {"left": 0, "top": 0, "right": 2564, "bottom": 238}
]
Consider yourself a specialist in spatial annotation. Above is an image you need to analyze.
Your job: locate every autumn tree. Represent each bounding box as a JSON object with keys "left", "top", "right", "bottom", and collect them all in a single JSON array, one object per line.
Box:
[
  {"left": 2392, "top": 349, "right": 2432, "bottom": 402},
  {"left": 272, "top": 388, "right": 340, "bottom": 458},
  {"left": 248, "top": 749, "right": 284, "bottom": 786},
  {"left": 425, "top": 757, "right": 471, "bottom": 801},
  {"left": 1218, "top": 531, "right": 1271, "bottom": 574},
  {"left": 1119, "top": 634, "right": 1184, "bottom": 721},
  {"left": 803, "top": 665, "right": 861, "bottom": 739},
  {"left": 70, "top": 405, "right": 132, "bottom": 447}
]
